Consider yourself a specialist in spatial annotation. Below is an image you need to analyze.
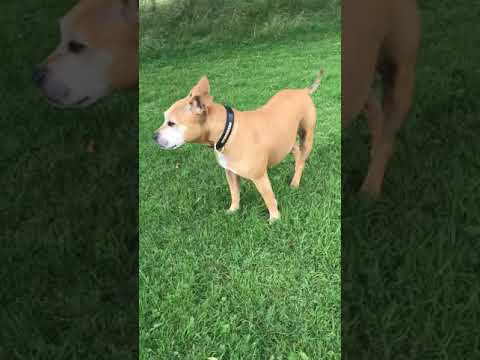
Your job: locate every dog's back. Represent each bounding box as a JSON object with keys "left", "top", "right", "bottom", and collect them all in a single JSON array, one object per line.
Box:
[{"left": 257, "top": 71, "right": 323, "bottom": 129}]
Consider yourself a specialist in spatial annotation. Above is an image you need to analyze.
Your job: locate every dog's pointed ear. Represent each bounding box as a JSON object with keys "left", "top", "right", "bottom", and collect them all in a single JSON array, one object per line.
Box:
[
  {"left": 120, "top": 0, "right": 138, "bottom": 24},
  {"left": 190, "top": 96, "right": 207, "bottom": 115},
  {"left": 189, "top": 76, "right": 212, "bottom": 115},
  {"left": 197, "top": 76, "right": 210, "bottom": 96}
]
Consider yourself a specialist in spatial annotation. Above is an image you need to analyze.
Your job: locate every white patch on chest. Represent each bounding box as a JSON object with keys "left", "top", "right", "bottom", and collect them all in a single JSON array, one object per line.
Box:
[
  {"left": 215, "top": 151, "right": 228, "bottom": 169},
  {"left": 213, "top": 150, "right": 238, "bottom": 175},
  {"left": 215, "top": 151, "right": 239, "bottom": 176}
]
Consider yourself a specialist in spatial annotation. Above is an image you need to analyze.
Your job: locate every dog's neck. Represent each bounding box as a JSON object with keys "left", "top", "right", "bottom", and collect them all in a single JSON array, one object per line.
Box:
[{"left": 202, "top": 103, "right": 234, "bottom": 147}]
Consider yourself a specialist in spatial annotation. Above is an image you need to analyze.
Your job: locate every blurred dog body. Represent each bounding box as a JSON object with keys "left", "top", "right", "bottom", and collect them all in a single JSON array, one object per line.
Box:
[{"left": 342, "top": 0, "right": 420, "bottom": 197}]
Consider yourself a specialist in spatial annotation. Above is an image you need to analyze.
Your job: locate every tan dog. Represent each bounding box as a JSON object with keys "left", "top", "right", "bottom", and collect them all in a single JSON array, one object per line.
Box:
[
  {"left": 342, "top": 0, "right": 420, "bottom": 198},
  {"left": 33, "top": 0, "right": 138, "bottom": 107},
  {"left": 153, "top": 73, "right": 324, "bottom": 221}
]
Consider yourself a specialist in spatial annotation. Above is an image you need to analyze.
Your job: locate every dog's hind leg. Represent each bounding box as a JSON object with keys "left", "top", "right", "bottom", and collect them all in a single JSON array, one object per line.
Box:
[
  {"left": 365, "top": 90, "right": 384, "bottom": 159},
  {"left": 360, "top": 0, "right": 420, "bottom": 198},
  {"left": 360, "top": 90, "right": 386, "bottom": 197},
  {"left": 290, "top": 105, "right": 316, "bottom": 188},
  {"left": 360, "top": 61, "right": 416, "bottom": 198},
  {"left": 290, "top": 142, "right": 302, "bottom": 188}
]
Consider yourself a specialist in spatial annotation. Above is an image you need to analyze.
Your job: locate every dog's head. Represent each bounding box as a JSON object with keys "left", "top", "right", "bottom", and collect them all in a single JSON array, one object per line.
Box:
[
  {"left": 33, "top": 0, "right": 138, "bottom": 107},
  {"left": 153, "top": 76, "right": 213, "bottom": 150}
]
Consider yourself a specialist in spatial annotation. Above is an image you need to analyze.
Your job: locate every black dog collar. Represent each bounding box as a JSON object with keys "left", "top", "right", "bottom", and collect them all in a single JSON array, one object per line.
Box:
[{"left": 214, "top": 105, "right": 235, "bottom": 151}]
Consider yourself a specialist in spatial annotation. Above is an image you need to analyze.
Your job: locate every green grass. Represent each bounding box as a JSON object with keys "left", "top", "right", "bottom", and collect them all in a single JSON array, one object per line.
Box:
[
  {"left": 139, "top": 8, "right": 341, "bottom": 360},
  {"left": 1, "top": 0, "right": 138, "bottom": 358},
  {"left": 140, "top": 0, "right": 339, "bottom": 57},
  {"left": 342, "top": 0, "right": 480, "bottom": 358}
]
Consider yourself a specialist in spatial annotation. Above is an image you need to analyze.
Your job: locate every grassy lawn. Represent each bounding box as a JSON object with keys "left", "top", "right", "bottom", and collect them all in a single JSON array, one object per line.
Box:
[
  {"left": 342, "top": 0, "right": 480, "bottom": 358},
  {"left": 1, "top": 0, "right": 138, "bottom": 358},
  {"left": 139, "top": 3, "right": 341, "bottom": 359}
]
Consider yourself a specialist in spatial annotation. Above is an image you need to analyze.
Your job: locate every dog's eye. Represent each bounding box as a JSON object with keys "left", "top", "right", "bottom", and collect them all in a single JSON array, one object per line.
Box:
[
  {"left": 68, "top": 40, "right": 86, "bottom": 53},
  {"left": 167, "top": 121, "right": 175, "bottom": 127}
]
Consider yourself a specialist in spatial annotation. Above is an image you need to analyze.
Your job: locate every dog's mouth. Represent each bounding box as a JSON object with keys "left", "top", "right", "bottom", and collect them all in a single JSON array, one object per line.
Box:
[
  {"left": 159, "top": 144, "right": 180, "bottom": 150},
  {"left": 46, "top": 95, "right": 90, "bottom": 108},
  {"left": 73, "top": 96, "right": 90, "bottom": 106},
  {"left": 154, "top": 139, "right": 180, "bottom": 150}
]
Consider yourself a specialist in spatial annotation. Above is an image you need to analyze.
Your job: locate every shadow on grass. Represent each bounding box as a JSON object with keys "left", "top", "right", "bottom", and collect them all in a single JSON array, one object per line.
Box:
[
  {"left": 1, "top": 0, "right": 138, "bottom": 358},
  {"left": 342, "top": 1, "right": 480, "bottom": 358}
]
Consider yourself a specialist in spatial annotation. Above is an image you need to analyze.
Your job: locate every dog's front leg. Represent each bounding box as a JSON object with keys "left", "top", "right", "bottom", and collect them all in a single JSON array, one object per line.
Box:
[
  {"left": 252, "top": 173, "right": 280, "bottom": 222},
  {"left": 225, "top": 169, "right": 240, "bottom": 212}
]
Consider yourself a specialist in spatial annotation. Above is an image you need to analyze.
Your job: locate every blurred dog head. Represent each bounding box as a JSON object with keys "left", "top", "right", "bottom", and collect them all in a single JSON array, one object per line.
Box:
[{"left": 33, "top": 0, "right": 138, "bottom": 107}]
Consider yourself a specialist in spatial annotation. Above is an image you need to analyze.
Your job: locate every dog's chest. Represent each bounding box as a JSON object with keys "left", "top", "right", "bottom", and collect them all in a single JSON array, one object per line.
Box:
[
  {"left": 214, "top": 150, "right": 239, "bottom": 175},
  {"left": 215, "top": 151, "right": 228, "bottom": 169}
]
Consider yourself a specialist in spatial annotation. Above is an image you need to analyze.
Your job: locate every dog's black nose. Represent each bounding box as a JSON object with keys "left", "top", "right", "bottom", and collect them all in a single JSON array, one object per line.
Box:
[
  {"left": 32, "top": 66, "right": 47, "bottom": 87},
  {"left": 153, "top": 133, "right": 158, "bottom": 142}
]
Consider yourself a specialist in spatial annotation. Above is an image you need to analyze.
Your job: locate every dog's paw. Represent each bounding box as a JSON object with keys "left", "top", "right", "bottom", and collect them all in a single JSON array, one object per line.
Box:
[
  {"left": 358, "top": 184, "right": 380, "bottom": 201},
  {"left": 268, "top": 213, "right": 281, "bottom": 224},
  {"left": 226, "top": 205, "right": 240, "bottom": 213},
  {"left": 289, "top": 181, "right": 300, "bottom": 189}
]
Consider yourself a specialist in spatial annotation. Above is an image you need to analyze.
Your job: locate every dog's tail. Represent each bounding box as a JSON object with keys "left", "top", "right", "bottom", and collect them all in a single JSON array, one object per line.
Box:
[{"left": 307, "top": 69, "right": 325, "bottom": 94}]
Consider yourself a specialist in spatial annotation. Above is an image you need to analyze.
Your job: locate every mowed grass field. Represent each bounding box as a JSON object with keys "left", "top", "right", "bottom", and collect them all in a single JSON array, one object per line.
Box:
[
  {"left": 342, "top": 0, "right": 480, "bottom": 358},
  {"left": 139, "top": 5, "right": 341, "bottom": 359}
]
